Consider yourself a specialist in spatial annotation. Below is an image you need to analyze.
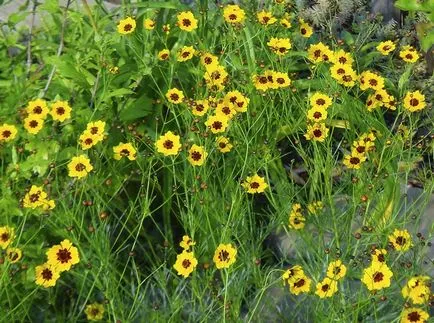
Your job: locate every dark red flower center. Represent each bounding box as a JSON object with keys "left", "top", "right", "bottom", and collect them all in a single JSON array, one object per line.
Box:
[
  {"left": 373, "top": 272, "right": 384, "bottom": 282},
  {"left": 321, "top": 284, "right": 330, "bottom": 292},
  {"left": 33, "top": 106, "right": 42, "bottom": 114},
  {"left": 182, "top": 259, "right": 191, "bottom": 268},
  {"left": 407, "top": 311, "right": 421, "bottom": 322},
  {"left": 191, "top": 151, "right": 202, "bottom": 161},
  {"left": 313, "top": 129, "right": 322, "bottom": 137},
  {"left": 42, "top": 268, "right": 53, "bottom": 280},
  {"left": 75, "top": 163, "right": 86, "bottom": 172},
  {"left": 250, "top": 182, "right": 260, "bottom": 189},
  {"left": 57, "top": 248, "right": 72, "bottom": 263},
  {"left": 182, "top": 19, "right": 191, "bottom": 27},
  {"left": 29, "top": 120, "right": 38, "bottom": 128},
  {"left": 56, "top": 107, "right": 65, "bottom": 115},
  {"left": 124, "top": 24, "right": 132, "bottom": 32},
  {"left": 218, "top": 250, "right": 230, "bottom": 262},
  {"left": 163, "top": 140, "right": 174, "bottom": 149},
  {"left": 2, "top": 130, "right": 11, "bottom": 138},
  {"left": 212, "top": 121, "right": 222, "bottom": 130},
  {"left": 409, "top": 98, "right": 419, "bottom": 106}
]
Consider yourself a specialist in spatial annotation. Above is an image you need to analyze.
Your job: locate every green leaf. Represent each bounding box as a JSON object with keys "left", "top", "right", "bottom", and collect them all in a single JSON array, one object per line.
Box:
[
  {"left": 420, "top": 29, "right": 434, "bottom": 52},
  {"left": 341, "top": 30, "right": 355, "bottom": 45},
  {"left": 8, "top": 11, "right": 29, "bottom": 25},
  {"left": 395, "top": 0, "right": 422, "bottom": 11},
  {"left": 38, "top": 0, "right": 59, "bottom": 14},
  {"left": 102, "top": 88, "right": 134, "bottom": 103},
  {"left": 119, "top": 95, "right": 154, "bottom": 121},
  {"left": 398, "top": 65, "right": 413, "bottom": 93}
]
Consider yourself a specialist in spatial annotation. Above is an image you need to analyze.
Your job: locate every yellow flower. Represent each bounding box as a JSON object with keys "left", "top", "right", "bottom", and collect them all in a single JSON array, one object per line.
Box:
[
  {"left": 361, "top": 262, "right": 393, "bottom": 291},
  {"left": 307, "top": 106, "right": 327, "bottom": 122},
  {"left": 46, "top": 239, "right": 80, "bottom": 272},
  {"left": 280, "top": 17, "right": 292, "bottom": 29},
  {"left": 187, "top": 144, "right": 207, "bottom": 166},
  {"left": 117, "top": 17, "right": 136, "bottom": 35},
  {"left": 155, "top": 131, "right": 182, "bottom": 156},
  {"left": 330, "top": 64, "right": 357, "bottom": 87},
  {"left": 307, "top": 201, "right": 323, "bottom": 215},
  {"left": 166, "top": 88, "right": 185, "bottom": 104},
  {"left": 23, "top": 185, "right": 48, "bottom": 209},
  {"left": 109, "top": 66, "right": 119, "bottom": 74},
  {"left": 191, "top": 99, "right": 209, "bottom": 116},
  {"left": 315, "top": 277, "right": 338, "bottom": 298},
  {"left": 400, "top": 307, "right": 429, "bottom": 323},
  {"left": 216, "top": 101, "right": 237, "bottom": 119},
  {"left": 216, "top": 136, "right": 233, "bottom": 153},
  {"left": 23, "top": 115, "right": 44, "bottom": 134},
  {"left": 242, "top": 174, "right": 268, "bottom": 194},
  {"left": 267, "top": 37, "right": 292, "bottom": 56},
  {"left": 304, "top": 123, "right": 329, "bottom": 142},
  {"left": 282, "top": 265, "right": 305, "bottom": 285},
  {"left": 377, "top": 40, "right": 396, "bottom": 55},
  {"left": 402, "top": 276, "right": 431, "bottom": 304},
  {"left": 224, "top": 90, "right": 249, "bottom": 112},
  {"left": 343, "top": 153, "right": 367, "bottom": 169},
  {"left": 371, "top": 248, "right": 387, "bottom": 264},
  {"left": 203, "top": 65, "right": 228, "bottom": 90},
  {"left": 68, "top": 155, "right": 93, "bottom": 178},
  {"left": 173, "top": 250, "right": 198, "bottom": 278},
  {"left": 143, "top": 18, "right": 155, "bottom": 30},
  {"left": 326, "top": 260, "right": 347, "bottom": 280},
  {"left": 310, "top": 92, "right": 332, "bottom": 109},
  {"left": 26, "top": 99, "right": 49, "bottom": 119},
  {"left": 384, "top": 95, "right": 398, "bottom": 110},
  {"left": 113, "top": 142, "right": 137, "bottom": 161},
  {"left": 79, "top": 130, "right": 100, "bottom": 150},
  {"left": 289, "top": 273, "right": 312, "bottom": 295},
  {"left": 177, "top": 45, "right": 195, "bottom": 62},
  {"left": 84, "top": 303, "right": 105, "bottom": 321},
  {"left": 0, "top": 123, "right": 18, "bottom": 142},
  {"left": 162, "top": 24, "right": 171, "bottom": 34},
  {"left": 331, "top": 49, "right": 354, "bottom": 65},
  {"left": 86, "top": 120, "right": 106, "bottom": 138},
  {"left": 403, "top": 90, "right": 426, "bottom": 112},
  {"left": 213, "top": 243, "right": 237, "bottom": 269},
  {"left": 252, "top": 74, "right": 269, "bottom": 91},
  {"left": 50, "top": 100, "right": 71, "bottom": 122},
  {"left": 177, "top": 11, "right": 198, "bottom": 32},
  {"left": 6, "top": 247, "right": 22, "bottom": 263},
  {"left": 365, "top": 94, "right": 382, "bottom": 112},
  {"left": 359, "top": 71, "right": 385, "bottom": 91},
  {"left": 223, "top": 5, "right": 246, "bottom": 24},
  {"left": 289, "top": 213, "right": 305, "bottom": 230},
  {"left": 388, "top": 229, "right": 412, "bottom": 251},
  {"left": 200, "top": 52, "right": 219, "bottom": 71},
  {"left": 157, "top": 49, "right": 170, "bottom": 61},
  {"left": 307, "top": 42, "right": 333, "bottom": 63},
  {"left": 205, "top": 114, "right": 229, "bottom": 134},
  {"left": 257, "top": 10, "right": 277, "bottom": 26},
  {"left": 179, "top": 235, "right": 196, "bottom": 250},
  {"left": 0, "top": 226, "right": 15, "bottom": 250},
  {"left": 399, "top": 45, "right": 420, "bottom": 63},
  {"left": 35, "top": 263, "right": 60, "bottom": 288},
  {"left": 299, "top": 19, "right": 313, "bottom": 38}
]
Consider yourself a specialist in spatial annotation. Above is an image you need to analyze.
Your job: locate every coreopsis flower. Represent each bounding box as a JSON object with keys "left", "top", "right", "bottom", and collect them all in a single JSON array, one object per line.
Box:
[
  {"left": 326, "top": 260, "right": 347, "bottom": 280},
  {"left": 377, "top": 40, "right": 396, "bottom": 55},
  {"left": 50, "top": 100, "right": 71, "bottom": 122},
  {"left": 0, "top": 226, "right": 14, "bottom": 249},
  {"left": 388, "top": 229, "right": 412, "bottom": 251},
  {"left": 79, "top": 130, "right": 100, "bottom": 150},
  {"left": 0, "top": 124, "right": 18, "bottom": 142},
  {"left": 400, "top": 307, "right": 429, "bottom": 323},
  {"left": 242, "top": 174, "right": 268, "bottom": 194},
  {"left": 205, "top": 114, "right": 229, "bottom": 134},
  {"left": 330, "top": 64, "right": 357, "bottom": 87},
  {"left": 6, "top": 247, "right": 22, "bottom": 263},
  {"left": 173, "top": 250, "right": 198, "bottom": 278},
  {"left": 343, "top": 153, "right": 367, "bottom": 169},
  {"left": 187, "top": 144, "right": 207, "bottom": 166},
  {"left": 399, "top": 45, "right": 420, "bottom": 63},
  {"left": 213, "top": 243, "right": 237, "bottom": 269},
  {"left": 35, "top": 263, "right": 60, "bottom": 288},
  {"left": 23, "top": 115, "right": 44, "bottom": 134},
  {"left": 203, "top": 65, "right": 228, "bottom": 90},
  {"left": 157, "top": 49, "right": 170, "bottom": 61},
  {"left": 315, "top": 277, "right": 338, "bottom": 298},
  {"left": 384, "top": 95, "right": 398, "bottom": 110},
  {"left": 46, "top": 239, "right": 80, "bottom": 272},
  {"left": 307, "top": 201, "right": 324, "bottom": 215},
  {"left": 252, "top": 74, "right": 270, "bottom": 91},
  {"left": 366, "top": 94, "right": 382, "bottom": 112},
  {"left": 113, "top": 142, "right": 137, "bottom": 161},
  {"left": 85, "top": 303, "right": 105, "bottom": 321},
  {"left": 191, "top": 99, "right": 209, "bottom": 116},
  {"left": 26, "top": 99, "right": 49, "bottom": 119},
  {"left": 289, "top": 273, "right": 312, "bottom": 295},
  {"left": 223, "top": 5, "right": 246, "bottom": 24},
  {"left": 307, "top": 42, "right": 333, "bottom": 63},
  {"left": 307, "top": 106, "right": 327, "bottom": 122},
  {"left": 282, "top": 265, "right": 305, "bottom": 285},
  {"left": 23, "top": 185, "right": 47, "bottom": 209},
  {"left": 143, "top": 18, "right": 155, "bottom": 30},
  {"left": 402, "top": 276, "right": 431, "bottom": 304},
  {"left": 304, "top": 123, "right": 329, "bottom": 142},
  {"left": 155, "top": 131, "right": 181, "bottom": 156},
  {"left": 86, "top": 120, "right": 106, "bottom": 139},
  {"left": 109, "top": 66, "right": 119, "bottom": 74},
  {"left": 373, "top": 88, "right": 391, "bottom": 106},
  {"left": 299, "top": 19, "right": 313, "bottom": 38},
  {"left": 257, "top": 10, "right": 277, "bottom": 26},
  {"left": 267, "top": 37, "right": 292, "bottom": 56},
  {"left": 117, "top": 17, "right": 136, "bottom": 35},
  {"left": 200, "top": 52, "right": 219, "bottom": 71},
  {"left": 68, "top": 155, "right": 93, "bottom": 178},
  {"left": 216, "top": 101, "right": 237, "bottom": 119},
  {"left": 352, "top": 139, "right": 373, "bottom": 155},
  {"left": 177, "top": 11, "right": 198, "bottom": 32},
  {"left": 180, "top": 235, "right": 196, "bottom": 250},
  {"left": 177, "top": 45, "right": 195, "bottom": 62},
  {"left": 280, "top": 17, "right": 291, "bottom": 29},
  {"left": 359, "top": 71, "right": 385, "bottom": 91},
  {"left": 272, "top": 71, "right": 291, "bottom": 88},
  {"left": 166, "top": 88, "right": 185, "bottom": 104},
  {"left": 403, "top": 90, "right": 426, "bottom": 112},
  {"left": 289, "top": 212, "right": 305, "bottom": 230},
  {"left": 371, "top": 248, "right": 387, "bottom": 264},
  {"left": 361, "top": 262, "right": 393, "bottom": 291},
  {"left": 224, "top": 90, "right": 249, "bottom": 112},
  {"left": 216, "top": 136, "right": 233, "bottom": 153},
  {"left": 331, "top": 49, "right": 354, "bottom": 65},
  {"left": 310, "top": 92, "right": 332, "bottom": 109}
]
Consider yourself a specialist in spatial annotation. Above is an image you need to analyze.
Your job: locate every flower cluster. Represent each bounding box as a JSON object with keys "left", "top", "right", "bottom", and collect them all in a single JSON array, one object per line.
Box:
[
  {"left": 343, "top": 131, "right": 378, "bottom": 170},
  {"left": 23, "top": 185, "right": 55, "bottom": 210},
  {"left": 315, "top": 260, "right": 347, "bottom": 298},
  {"left": 282, "top": 265, "right": 312, "bottom": 295},
  {"left": 0, "top": 226, "right": 23, "bottom": 264},
  {"left": 252, "top": 70, "right": 291, "bottom": 91},
  {"left": 304, "top": 92, "right": 332, "bottom": 142}
]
